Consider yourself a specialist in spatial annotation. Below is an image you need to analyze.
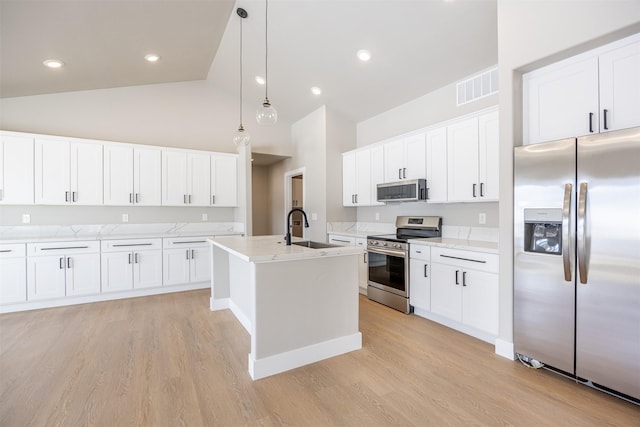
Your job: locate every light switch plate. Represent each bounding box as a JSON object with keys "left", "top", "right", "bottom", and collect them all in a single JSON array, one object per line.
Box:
[
  {"left": 375, "top": 212, "right": 380, "bottom": 221},
  {"left": 479, "top": 212, "right": 486, "bottom": 225},
  {"left": 122, "top": 214, "right": 129, "bottom": 223},
  {"left": 202, "top": 213, "right": 208, "bottom": 221},
  {"left": 311, "top": 213, "right": 318, "bottom": 221},
  {"left": 22, "top": 214, "right": 31, "bottom": 224}
]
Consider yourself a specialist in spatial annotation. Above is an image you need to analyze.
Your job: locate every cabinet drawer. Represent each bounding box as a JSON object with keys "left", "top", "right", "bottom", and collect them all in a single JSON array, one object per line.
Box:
[
  {"left": 328, "top": 234, "right": 355, "bottom": 246},
  {"left": 163, "top": 236, "right": 209, "bottom": 249},
  {"left": 0, "top": 243, "right": 26, "bottom": 258},
  {"left": 409, "top": 244, "right": 430, "bottom": 261},
  {"left": 101, "top": 238, "right": 162, "bottom": 252},
  {"left": 27, "top": 241, "right": 100, "bottom": 256},
  {"left": 431, "top": 247, "right": 498, "bottom": 273}
]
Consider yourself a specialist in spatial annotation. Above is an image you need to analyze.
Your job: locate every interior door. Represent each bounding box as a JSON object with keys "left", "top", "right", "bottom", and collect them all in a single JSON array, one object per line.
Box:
[{"left": 576, "top": 128, "right": 640, "bottom": 400}]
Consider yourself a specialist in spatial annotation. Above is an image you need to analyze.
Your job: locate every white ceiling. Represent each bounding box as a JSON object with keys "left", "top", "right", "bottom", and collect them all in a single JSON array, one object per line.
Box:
[{"left": 1, "top": 0, "right": 497, "bottom": 132}]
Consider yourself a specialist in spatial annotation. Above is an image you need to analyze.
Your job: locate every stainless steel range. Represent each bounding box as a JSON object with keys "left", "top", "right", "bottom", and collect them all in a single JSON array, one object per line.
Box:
[{"left": 367, "top": 216, "right": 442, "bottom": 313}]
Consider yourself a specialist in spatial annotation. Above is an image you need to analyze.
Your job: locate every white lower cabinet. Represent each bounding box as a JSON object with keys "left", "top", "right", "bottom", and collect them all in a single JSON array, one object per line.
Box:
[
  {"left": 328, "top": 234, "right": 367, "bottom": 294},
  {"left": 429, "top": 247, "right": 498, "bottom": 336},
  {"left": 162, "top": 237, "right": 210, "bottom": 286},
  {"left": 409, "top": 244, "right": 431, "bottom": 312},
  {"left": 26, "top": 241, "right": 101, "bottom": 300},
  {"left": 0, "top": 244, "right": 27, "bottom": 304},
  {"left": 101, "top": 239, "right": 163, "bottom": 292}
]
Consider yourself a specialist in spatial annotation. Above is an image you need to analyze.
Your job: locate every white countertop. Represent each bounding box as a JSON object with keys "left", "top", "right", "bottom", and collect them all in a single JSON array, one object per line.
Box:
[
  {"left": 0, "top": 231, "right": 243, "bottom": 245},
  {"left": 209, "top": 235, "right": 363, "bottom": 263},
  {"left": 408, "top": 237, "right": 499, "bottom": 254}
]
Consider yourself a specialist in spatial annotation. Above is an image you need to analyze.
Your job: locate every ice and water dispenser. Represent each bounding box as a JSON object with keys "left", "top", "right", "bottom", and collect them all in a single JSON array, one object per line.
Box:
[{"left": 523, "top": 208, "right": 562, "bottom": 255}]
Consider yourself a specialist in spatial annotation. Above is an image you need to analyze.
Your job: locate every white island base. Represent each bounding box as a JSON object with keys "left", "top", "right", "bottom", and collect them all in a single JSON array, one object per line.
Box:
[{"left": 208, "top": 235, "right": 362, "bottom": 380}]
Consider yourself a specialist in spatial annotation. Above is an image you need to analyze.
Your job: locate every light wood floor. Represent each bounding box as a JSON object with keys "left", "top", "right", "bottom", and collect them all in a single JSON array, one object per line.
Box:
[{"left": 1, "top": 290, "right": 638, "bottom": 426}]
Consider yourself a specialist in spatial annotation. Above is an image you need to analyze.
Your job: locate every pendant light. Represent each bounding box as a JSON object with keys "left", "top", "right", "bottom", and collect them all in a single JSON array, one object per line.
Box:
[
  {"left": 256, "top": 0, "right": 277, "bottom": 125},
  {"left": 233, "top": 7, "right": 250, "bottom": 147}
]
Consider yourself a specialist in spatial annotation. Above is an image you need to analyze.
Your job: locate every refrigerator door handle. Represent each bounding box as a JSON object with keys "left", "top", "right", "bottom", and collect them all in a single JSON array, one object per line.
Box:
[
  {"left": 562, "top": 183, "right": 573, "bottom": 282},
  {"left": 578, "top": 182, "right": 589, "bottom": 284}
]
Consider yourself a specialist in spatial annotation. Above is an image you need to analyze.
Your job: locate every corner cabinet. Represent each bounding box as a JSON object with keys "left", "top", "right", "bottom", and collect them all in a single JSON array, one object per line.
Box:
[
  {"left": 447, "top": 109, "right": 498, "bottom": 202},
  {"left": 524, "top": 33, "right": 640, "bottom": 145},
  {"left": 35, "top": 138, "right": 103, "bottom": 205},
  {"left": 162, "top": 237, "right": 211, "bottom": 286},
  {"left": 0, "top": 134, "right": 34, "bottom": 205}
]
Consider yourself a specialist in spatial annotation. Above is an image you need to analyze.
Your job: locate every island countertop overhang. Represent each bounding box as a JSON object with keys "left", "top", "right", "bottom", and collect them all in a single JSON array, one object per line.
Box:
[{"left": 208, "top": 235, "right": 363, "bottom": 263}]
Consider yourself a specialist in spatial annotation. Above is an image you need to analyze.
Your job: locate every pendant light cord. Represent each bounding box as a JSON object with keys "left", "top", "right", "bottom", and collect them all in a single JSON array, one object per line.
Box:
[
  {"left": 239, "top": 14, "right": 244, "bottom": 129},
  {"left": 264, "top": 0, "right": 269, "bottom": 102}
]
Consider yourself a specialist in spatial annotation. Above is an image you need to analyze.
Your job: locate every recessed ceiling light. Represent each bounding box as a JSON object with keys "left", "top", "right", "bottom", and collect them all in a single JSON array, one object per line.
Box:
[
  {"left": 255, "top": 76, "right": 265, "bottom": 85},
  {"left": 357, "top": 50, "right": 371, "bottom": 62},
  {"left": 144, "top": 53, "right": 160, "bottom": 62},
  {"left": 43, "top": 59, "right": 64, "bottom": 69},
  {"left": 311, "top": 86, "right": 322, "bottom": 96}
]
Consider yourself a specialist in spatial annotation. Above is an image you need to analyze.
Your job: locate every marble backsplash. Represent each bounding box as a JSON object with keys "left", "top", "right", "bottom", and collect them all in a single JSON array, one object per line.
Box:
[
  {"left": 0, "top": 222, "right": 244, "bottom": 240},
  {"left": 327, "top": 221, "right": 499, "bottom": 243}
]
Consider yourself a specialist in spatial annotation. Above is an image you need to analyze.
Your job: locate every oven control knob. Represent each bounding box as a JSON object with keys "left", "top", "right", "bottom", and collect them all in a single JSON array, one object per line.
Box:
[
  {"left": 394, "top": 243, "right": 401, "bottom": 249},
  {"left": 382, "top": 242, "right": 387, "bottom": 246}
]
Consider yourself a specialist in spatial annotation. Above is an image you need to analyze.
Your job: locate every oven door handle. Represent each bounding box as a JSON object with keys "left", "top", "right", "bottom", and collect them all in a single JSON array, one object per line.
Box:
[{"left": 368, "top": 248, "right": 406, "bottom": 258}]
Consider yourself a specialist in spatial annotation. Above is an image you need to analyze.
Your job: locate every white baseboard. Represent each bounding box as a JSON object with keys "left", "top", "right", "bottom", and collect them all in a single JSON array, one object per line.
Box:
[
  {"left": 495, "top": 338, "right": 515, "bottom": 360},
  {"left": 248, "top": 332, "right": 362, "bottom": 380},
  {"left": 210, "top": 297, "right": 230, "bottom": 311},
  {"left": 1, "top": 282, "right": 210, "bottom": 314}
]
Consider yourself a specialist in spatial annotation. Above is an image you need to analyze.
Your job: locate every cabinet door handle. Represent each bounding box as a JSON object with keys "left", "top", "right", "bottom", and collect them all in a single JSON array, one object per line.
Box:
[
  {"left": 191, "top": 249, "right": 195, "bottom": 259},
  {"left": 480, "top": 183, "right": 485, "bottom": 197},
  {"left": 188, "top": 194, "right": 192, "bottom": 204},
  {"left": 398, "top": 168, "right": 402, "bottom": 180},
  {"left": 603, "top": 109, "right": 609, "bottom": 130},
  {"left": 355, "top": 194, "right": 358, "bottom": 204},
  {"left": 455, "top": 270, "right": 460, "bottom": 285},
  {"left": 363, "top": 253, "right": 367, "bottom": 264},
  {"left": 183, "top": 194, "right": 188, "bottom": 204},
  {"left": 212, "top": 195, "right": 215, "bottom": 205},
  {"left": 424, "top": 264, "right": 428, "bottom": 278},
  {"left": 59, "top": 257, "right": 65, "bottom": 269},
  {"left": 67, "top": 257, "right": 72, "bottom": 269},
  {"left": 135, "top": 253, "right": 140, "bottom": 264},
  {"left": 589, "top": 112, "right": 594, "bottom": 133},
  {"left": 135, "top": 193, "right": 140, "bottom": 203},
  {"left": 128, "top": 253, "right": 133, "bottom": 264},
  {"left": 462, "top": 271, "right": 467, "bottom": 287},
  {"left": 72, "top": 191, "right": 77, "bottom": 202},
  {"left": 65, "top": 191, "right": 70, "bottom": 202},
  {"left": 403, "top": 168, "right": 406, "bottom": 179},
  {"left": 186, "top": 249, "right": 190, "bottom": 260},
  {"left": 0, "top": 189, "right": 3, "bottom": 201},
  {"left": 472, "top": 184, "right": 477, "bottom": 198},
  {"left": 129, "top": 193, "right": 133, "bottom": 203}
]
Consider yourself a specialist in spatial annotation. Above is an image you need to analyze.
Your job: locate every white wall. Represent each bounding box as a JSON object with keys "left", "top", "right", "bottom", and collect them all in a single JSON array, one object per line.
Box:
[
  {"left": 496, "top": 0, "right": 640, "bottom": 351},
  {"left": 325, "top": 107, "right": 357, "bottom": 224}
]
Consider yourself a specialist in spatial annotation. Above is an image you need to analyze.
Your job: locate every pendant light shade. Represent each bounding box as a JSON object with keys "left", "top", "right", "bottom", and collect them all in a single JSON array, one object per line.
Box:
[
  {"left": 234, "top": 7, "right": 250, "bottom": 147},
  {"left": 256, "top": 0, "right": 277, "bottom": 126}
]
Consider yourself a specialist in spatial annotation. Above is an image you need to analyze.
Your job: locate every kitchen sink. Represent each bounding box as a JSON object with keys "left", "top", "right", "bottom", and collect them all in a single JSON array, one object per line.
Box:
[{"left": 291, "top": 241, "right": 340, "bottom": 249}]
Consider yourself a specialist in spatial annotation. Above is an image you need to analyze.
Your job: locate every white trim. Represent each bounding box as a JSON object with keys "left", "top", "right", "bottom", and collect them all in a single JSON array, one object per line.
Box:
[
  {"left": 248, "top": 332, "right": 362, "bottom": 380},
  {"left": 283, "top": 167, "right": 306, "bottom": 238},
  {"left": 495, "top": 338, "right": 515, "bottom": 360},
  {"left": 1, "top": 282, "right": 209, "bottom": 314},
  {"left": 210, "top": 296, "right": 229, "bottom": 311},
  {"left": 412, "top": 310, "right": 497, "bottom": 345},
  {"left": 229, "top": 299, "right": 252, "bottom": 334}
]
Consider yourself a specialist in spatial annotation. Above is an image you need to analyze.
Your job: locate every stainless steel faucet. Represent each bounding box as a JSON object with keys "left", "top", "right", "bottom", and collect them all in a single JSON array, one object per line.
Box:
[{"left": 285, "top": 208, "right": 309, "bottom": 245}]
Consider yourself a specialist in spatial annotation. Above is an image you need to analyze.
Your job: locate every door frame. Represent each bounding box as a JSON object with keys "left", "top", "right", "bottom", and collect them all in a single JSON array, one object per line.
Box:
[{"left": 284, "top": 167, "right": 305, "bottom": 238}]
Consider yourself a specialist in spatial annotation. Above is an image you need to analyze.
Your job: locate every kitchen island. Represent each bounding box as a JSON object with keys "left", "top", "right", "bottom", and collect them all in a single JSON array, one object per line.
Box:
[{"left": 208, "top": 235, "right": 363, "bottom": 380}]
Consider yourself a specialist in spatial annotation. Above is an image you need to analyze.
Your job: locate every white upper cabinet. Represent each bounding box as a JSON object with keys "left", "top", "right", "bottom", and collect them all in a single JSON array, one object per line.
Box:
[
  {"left": 342, "top": 151, "right": 357, "bottom": 206},
  {"left": 425, "top": 126, "right": 448, "bottom": 203},
  {"left": 599, "top": 39, "right": 640, "bottom": 132},
  {"left": 211, "top": 154, "right": 238, "bottom": 207},
  {"left": 35, "top": 138, "right": 103, "bottom": 205},
  {"left": 447, "top": 109, "right": 499, "bottom": 202},
  {"left": 342, "top": 149, "right": 373, "bottom": 206},
  {"left": 104, "top": 144, "right": 161, "bottom": 206},
  {"left": 0, "top": 134, "right": 34, "bottom": 205},
  {"left": 383, "top": 132, "right": 426, "bottom": 182},
  {"left": 162, "top": 150, "right": 211, "bottom": 206},
  {"left": 524, "top": 34, "right": 640, "bottom": 144}
]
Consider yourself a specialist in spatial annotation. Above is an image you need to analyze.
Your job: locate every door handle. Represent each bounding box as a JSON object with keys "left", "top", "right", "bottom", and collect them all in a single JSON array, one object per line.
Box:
[
  {"left": 355, "top": 194, "right": 358, "bottom": 204},
  {"left": 398, "top": 168, "right": 402, "bottom": 180},
  {"left": 183, "top": 194, "right": 187, "bottom": 204},
  {"left": 129, "top": 193, "right": 133, "bottom": 203},
  {"left": 212, "top": 195, "right": 215, "bottom": 205},
  {"left": 472, "top": 184, "right": 477, "bottom": 198},
  {"left": 589, "top": 112, "right": 594, "bottom": 133},
  {"left": 480, "top": 183, "right": 485, "bottom": 197},
  {"left": 188, "top": 194, "right": 192, "bottom": 204},
  {"left": 462, "top": 271, "right": 467, "bottom": 287},
  {"left": 128, "top": 253, "right": 132, "bottom": 264},
  {"left": 577, "top": 182, "right": 589, "bottom": 284},
  {"left": 403, "top": 168, "right": 406, "bottom": 179},
  {"left": 562, "top": 183, "right": 573, "bottom": 282},
  {"left": 72, "top": 191, "right": 77, "bottom": 202},
  {"left": 135, "top": 193, "right": 140, "bottom": 203},
  {"left": 424, "top": 264, "right": 428, "bottom": 278},
  {"left": 59, "top": 257, "right": 65, "bottom": 269},
  {"left": 65, "top": 191, "right": 70, "bottom": 202},
  {"left": 603, "top": 109, "right": 608, "bottom": 130},
  {"left": 191, "top": 249, "right": 195, "bottom": 259},
  {"left": 363, "top": 253, "right": 367, "bottom": 264},
  {"left": 67, "top": 257, "right": 72, "bottom": 269},
  {"left": 186, "top": 249, "right": 190, "bottom": 260},
  {"left": 455, "top": 270, "right": 459, "bottom": 285},
  {"left": 135, "top": 253, "right": 140, "bottom": 264}
]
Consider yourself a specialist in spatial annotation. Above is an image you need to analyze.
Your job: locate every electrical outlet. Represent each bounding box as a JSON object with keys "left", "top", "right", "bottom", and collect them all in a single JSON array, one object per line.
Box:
[
  {"left": 375, "top": 212, "right": 380, "bottom": 221},
  {"left": 202, "top": 213, "right": 208, "bottom": 221},
  {"left": 22, "top": 214, "right": 31, "bottom": 224},
  {"left": 122, "top": 214, "right": 129, "bottom": 223},
  {"left": 479, "top": 212, "right": 486, "bottom": 225},
  {"left": 311, "top": 213, "right": 318, "bottom": 221}
]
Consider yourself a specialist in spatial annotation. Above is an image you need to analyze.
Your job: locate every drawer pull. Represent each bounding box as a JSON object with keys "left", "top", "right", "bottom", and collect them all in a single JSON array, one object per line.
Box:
[
  {"left": 439, "top": 254, "right": 486, "bottom": 264},
  {"left": 41, "top": 246, "right": 90, "bottom": 251},
  {"left": 172, "top": 240, "right": 206, "bottom": 245},
  {"left": 332, "top": 238, "right": 351, "bottom": 243},
  {"left": 112, "top": 243, "right": 154, "bottom": 247},
  {"left": 0, "top": 249, "right": 12, "bottom": 253}
]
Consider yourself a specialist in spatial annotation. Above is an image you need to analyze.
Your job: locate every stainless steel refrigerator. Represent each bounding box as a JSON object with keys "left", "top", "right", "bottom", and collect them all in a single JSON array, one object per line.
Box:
[{"left": 514, "top": 126, "right": 640, "bottom": 402}]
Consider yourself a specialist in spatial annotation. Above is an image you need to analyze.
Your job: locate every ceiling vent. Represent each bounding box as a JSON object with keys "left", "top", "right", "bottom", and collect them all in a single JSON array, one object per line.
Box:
[{"left": 456, "top": 67, "right": 498, "bottom": 106}]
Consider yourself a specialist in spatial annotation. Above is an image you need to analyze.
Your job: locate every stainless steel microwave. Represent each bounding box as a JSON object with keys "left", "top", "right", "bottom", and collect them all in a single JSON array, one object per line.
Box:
[{"left": 377, "top": 179, "right": 427, "bottom": 202}]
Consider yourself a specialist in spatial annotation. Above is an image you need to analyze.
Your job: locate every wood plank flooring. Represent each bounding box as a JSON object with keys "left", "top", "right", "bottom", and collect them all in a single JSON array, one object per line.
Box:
[{"left": 1, "top": 290, "right": 638, "bottom": 426}]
